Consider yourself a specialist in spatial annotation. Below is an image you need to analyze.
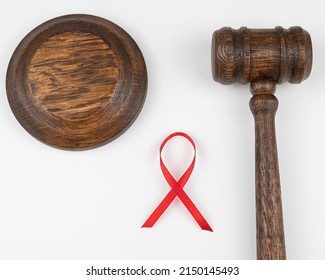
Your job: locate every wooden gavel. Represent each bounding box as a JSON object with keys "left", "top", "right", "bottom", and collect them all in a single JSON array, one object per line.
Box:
[{"left": 212, "top": 27, "right": 312, "bottom": 259}]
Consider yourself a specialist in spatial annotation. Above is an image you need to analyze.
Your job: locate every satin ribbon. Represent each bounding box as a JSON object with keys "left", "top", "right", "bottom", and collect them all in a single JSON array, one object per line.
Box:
[{"left": 142, "top": 132, "right": 212, "bottom": 232}]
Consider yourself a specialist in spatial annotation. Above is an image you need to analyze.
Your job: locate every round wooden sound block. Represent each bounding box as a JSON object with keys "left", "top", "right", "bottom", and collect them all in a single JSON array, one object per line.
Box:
[{"left": 6, "top": 14, "right": 147, "bottom": 150}]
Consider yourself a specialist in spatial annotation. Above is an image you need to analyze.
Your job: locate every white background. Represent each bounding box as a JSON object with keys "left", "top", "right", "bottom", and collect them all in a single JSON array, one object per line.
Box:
[{"left": 0, "top": 0, "right": 324, "bottom": 260}]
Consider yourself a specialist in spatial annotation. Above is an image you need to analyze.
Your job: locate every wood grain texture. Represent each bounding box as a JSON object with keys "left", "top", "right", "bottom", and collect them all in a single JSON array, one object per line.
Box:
[
  {"left": 28, "top": 31, "right": 119, "bottom": 119},
  {"left": 212, "top": 26, "right": 312, "bottom": 85},
  {"left": 6, "top": 14, "right": 147, "bottom": 150},
  {"left": 212, "top": 27, "right": 313, "bottom": 259},
  {"left": 250, "top": 81, "right": 286, "bottom": 260}
]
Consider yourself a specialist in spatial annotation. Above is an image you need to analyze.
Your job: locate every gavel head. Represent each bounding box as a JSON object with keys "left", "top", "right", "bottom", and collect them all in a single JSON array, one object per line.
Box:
[{"left": 212, "top": 27, "right": 312, "bottom": 85}]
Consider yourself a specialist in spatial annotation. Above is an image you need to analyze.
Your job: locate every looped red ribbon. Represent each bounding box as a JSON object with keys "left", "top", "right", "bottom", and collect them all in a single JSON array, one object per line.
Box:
[{"left": 142, "top": 132, "right": 212, "bottom": 232}]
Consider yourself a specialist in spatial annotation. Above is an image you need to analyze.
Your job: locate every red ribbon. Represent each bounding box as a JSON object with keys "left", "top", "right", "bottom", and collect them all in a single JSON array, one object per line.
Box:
[{"left": 142, "top": 132, "right": 212, "bottom": 232}]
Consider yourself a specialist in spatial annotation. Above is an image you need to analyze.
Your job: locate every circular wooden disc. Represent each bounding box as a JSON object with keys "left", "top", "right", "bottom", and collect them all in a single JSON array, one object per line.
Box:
[{"left": 6, "top": 14, "right": 147, "bottom": 150}]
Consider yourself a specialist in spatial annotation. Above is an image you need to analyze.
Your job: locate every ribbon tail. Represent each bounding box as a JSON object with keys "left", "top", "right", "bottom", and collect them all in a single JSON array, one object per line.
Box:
[
  {"left": 142, "top": 190, "right": 177, "bottom": 228},
  {"left": 177, "top": 189, "right": 213, "bottom": 232}
]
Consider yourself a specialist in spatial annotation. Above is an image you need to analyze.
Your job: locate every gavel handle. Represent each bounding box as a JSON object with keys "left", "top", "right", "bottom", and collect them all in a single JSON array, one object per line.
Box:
[{"left": 250, "top": 93, "right": 286, "bottom": 260}]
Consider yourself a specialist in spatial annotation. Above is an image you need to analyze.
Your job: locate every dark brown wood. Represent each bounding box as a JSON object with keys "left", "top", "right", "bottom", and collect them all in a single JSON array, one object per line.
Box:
[
  {"left": 212, "top": 27, "right": 313, "bottom": 259},
  {"left": 212, "top": 27, "right": 312, "bottom": 85},
  {"left": 250, "top": 80, "right": 285, "bottom": 260},
  {"left": 6, "top": 14, "right": 147, "bottom": 150}
]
